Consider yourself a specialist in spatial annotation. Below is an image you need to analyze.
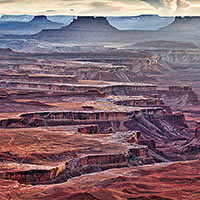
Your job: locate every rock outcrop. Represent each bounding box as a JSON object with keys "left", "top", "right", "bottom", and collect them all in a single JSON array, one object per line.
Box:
[
  {"left": 78, "top": 125, "right": 100, "bottom": 134},
  {"left": 0, "top": 149, "right": 149, "bottom": 185}
]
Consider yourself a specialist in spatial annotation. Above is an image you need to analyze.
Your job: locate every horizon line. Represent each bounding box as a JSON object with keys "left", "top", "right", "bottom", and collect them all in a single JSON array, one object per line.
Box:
[{"left": 1, "top": 14, "right": 200, "bottom": 18}]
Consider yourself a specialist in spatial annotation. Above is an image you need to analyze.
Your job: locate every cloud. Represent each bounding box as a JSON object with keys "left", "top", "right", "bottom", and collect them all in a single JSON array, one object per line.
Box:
[
  {"left": 189, "top": 5, "right": 200, "bottom": 15},
  {"left": 141, "top": 0, "right": 163, "bottom": 9},
  {"left": 0, "top": 0, "right": 199, "bottom": 16},
  {"left": 161, "top": 0, "right": 191, "bottom": 11},
  {"left": 85, "top": 1, "right": 124, "bottom": 14},
  {"left": 142, "top": 0, "right": 192, "bottom": 13}
]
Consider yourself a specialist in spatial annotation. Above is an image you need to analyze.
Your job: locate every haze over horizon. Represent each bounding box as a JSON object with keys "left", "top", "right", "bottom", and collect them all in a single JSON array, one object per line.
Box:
[{"left": 0, "top": 0, "right": 199, "bottom": 16}]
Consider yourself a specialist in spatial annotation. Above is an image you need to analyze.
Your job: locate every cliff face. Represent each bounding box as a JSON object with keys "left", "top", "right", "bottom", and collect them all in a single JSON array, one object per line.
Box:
[{"left": 0, "top": 151, "right": 150, "bottom": 185}]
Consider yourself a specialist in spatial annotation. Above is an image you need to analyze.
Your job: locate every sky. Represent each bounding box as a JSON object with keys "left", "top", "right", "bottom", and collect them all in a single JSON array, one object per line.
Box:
[{"left": 0, "top": 0, "right": 200, "bottom": 16}]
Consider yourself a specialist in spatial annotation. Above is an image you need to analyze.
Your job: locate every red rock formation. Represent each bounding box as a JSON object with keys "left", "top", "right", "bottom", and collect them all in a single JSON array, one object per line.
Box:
[
  {"left": 127, "top": 131, "right": 141, "bottom": 144},
  {"left": 0, "top": 150, "right": 150, "bottom": 184},
  {"left": 0, "top": 80, "right": 157, "bottom": 95},
  {"left": 0, "top": 117, "right": 45, "bottom": 128},
  {"left": 78, "top": 125, "right": 100, "bottom": 134},
  {"left": 1, "top": 160, "right": 200, "bottom": 200}
]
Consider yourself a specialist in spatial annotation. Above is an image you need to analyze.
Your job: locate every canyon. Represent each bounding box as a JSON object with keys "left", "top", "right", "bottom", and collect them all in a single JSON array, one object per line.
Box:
[{"left": 0, "top": 15, "right": 199, "bottom": 200}]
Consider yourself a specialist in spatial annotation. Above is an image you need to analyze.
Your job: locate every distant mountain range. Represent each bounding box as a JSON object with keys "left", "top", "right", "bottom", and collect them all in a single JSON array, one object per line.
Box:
[
  {"left": 0, "top": 16, "right": 63, "bottom": 34},
  {"left": 0, "top": 14, "right": 174, "bottom": 31},
  {"left": 0, "top": 15, "right": 200, "bottom": 52},
  {"left": 31, "top": 16, "right": 120, "bottom": 42},
  {"left": 30, "top": 16, "right": 200, "bottom": 44},
  {"left": 0, "top": 15, "right": 34, "bottom": 22},
  {"left": 0, "top": 15, "right": 75, "bottom": 24}
]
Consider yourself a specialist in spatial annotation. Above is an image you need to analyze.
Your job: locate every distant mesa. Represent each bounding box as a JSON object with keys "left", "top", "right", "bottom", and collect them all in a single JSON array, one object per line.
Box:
[
  {"left": 26, "top": 15, "right": 64, "bottom": 29},
  {"left": 33, "top": 16, "right": 120, "bottom": 42},
  {"left": 0, "top": 14, "right": 33, "bottom": 22},
  {"left": 29, "top": 15, "right": 56, "bottom": 25},
  {"left": 1, "top": 15, "right": 200, "bottom": 48},
  {"left": 160, "top": 16, "right": 200, "bottom": 31},
  {"left": 62, "top": 16, "right": 119, "bottom": 31},
  {"left": 0, "top": 14, "right": 174, "bottom": 30},
  {"left": 22, "top": 15, "right": 64, "bottom": 28},
  {"left": 0, "top": 14, "right": 76, "bottom": 25},
  {"left": 0, "top": 15, "right": 64, "bottom": 34}
]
